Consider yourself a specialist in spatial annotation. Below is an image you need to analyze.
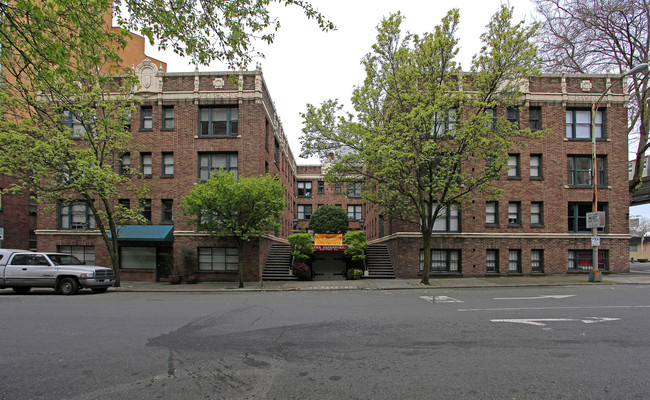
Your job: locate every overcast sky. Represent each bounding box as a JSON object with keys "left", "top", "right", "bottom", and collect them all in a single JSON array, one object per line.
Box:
[{"left": 146, "top": 0, "right": 537, "bottom": 163}]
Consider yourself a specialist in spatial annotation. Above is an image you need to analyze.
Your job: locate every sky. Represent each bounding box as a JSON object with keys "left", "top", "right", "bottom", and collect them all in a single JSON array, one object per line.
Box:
[{"left": 144, "top": 0, "right": 650, "bottom": 219}]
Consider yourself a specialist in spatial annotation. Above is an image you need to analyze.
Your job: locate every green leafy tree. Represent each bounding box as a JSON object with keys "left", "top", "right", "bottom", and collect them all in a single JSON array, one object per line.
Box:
[
  {"left": 181, "top": 171, "right": 285, "bottom": 288},
  {"left": 308, "top": 204, "right": 349, "bottom": 233},
  {"left": 533, "top": 0, "right": 650, "bottom": 192},
  {"left": 0, "top": 0, "right": 331, "bottom": 285},
  {"left": 300, "top": 6, "right": 542, "bottom": 284},
  {"left": 343, "top": 230, "right": 367, "bottom": 265}
]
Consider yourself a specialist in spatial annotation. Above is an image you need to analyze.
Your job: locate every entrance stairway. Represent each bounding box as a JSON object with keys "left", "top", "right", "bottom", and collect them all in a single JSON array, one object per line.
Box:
[
  {"left": 262, "top": 244, "right": 297, "bottom": 280},
  {"left": 365, "top": 244, "right": 396, "bottom": 278}
]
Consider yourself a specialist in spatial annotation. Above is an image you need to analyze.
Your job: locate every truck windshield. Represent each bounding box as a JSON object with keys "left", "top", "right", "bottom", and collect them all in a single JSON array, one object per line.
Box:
[{"left": 47, "top": 254, "right": 84, "bottom": 265}]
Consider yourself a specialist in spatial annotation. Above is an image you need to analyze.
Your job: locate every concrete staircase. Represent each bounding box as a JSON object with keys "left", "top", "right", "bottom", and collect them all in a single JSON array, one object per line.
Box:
[
  {"left": 262, "top": 244, "right": 298, "bottom": 280},
  {"left": 365, "top": 244, "right": 396, "bottom": 278}
]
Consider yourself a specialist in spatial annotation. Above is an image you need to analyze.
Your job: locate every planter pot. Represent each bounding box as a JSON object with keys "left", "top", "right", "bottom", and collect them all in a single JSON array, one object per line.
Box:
[
  {"left": 185, "top": 274, "right": 199, "bottom": 284},
  {"left": 169, "top": 274, "right": 182, "bottom": 284}
]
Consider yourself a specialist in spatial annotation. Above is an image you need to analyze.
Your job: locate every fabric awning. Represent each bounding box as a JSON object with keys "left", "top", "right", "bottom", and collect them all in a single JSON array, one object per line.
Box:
[{"left": 107, "top": 225, "right": 174, "bottom": 242}]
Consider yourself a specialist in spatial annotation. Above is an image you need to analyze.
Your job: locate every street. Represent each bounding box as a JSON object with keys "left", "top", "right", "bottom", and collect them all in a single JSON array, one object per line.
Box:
[{"left": 0, "top": 285, "right": 648, "bottom": 399}]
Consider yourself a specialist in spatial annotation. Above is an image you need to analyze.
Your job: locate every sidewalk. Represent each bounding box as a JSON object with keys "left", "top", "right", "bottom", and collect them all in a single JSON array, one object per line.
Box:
[{"left": 112, "top": 271, "right": 650, "bottom": 292}]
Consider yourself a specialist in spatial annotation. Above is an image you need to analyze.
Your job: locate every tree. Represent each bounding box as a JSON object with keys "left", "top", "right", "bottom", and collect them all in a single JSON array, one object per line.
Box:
[
  {"left": 180, "top": 171, "right": 285, "bottom": 288},
  {"left": 532, "top": 0, "right": 650, "bottom": 192},
  {"left": 308, "top": 204, "right": 349, "bottom": 233},
  {"left": 300, "top": 6, "right": 541, "bottom": 284},
  {"left": 0, "top": 0, "right": 331, "bottom": 285}
]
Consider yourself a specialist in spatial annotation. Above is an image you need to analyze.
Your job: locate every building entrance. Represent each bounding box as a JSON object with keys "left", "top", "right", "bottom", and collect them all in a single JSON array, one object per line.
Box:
[{"left": 311, "top": 251, "right": 347, "bottom": 280}]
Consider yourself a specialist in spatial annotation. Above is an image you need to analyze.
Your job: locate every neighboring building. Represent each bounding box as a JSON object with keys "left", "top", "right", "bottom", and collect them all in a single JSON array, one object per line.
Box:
[
  {"left": 629, "top": 236, "right": 649, "bottom": 262},
  {"left": 33, "top": 61, "right": 631, "bottom": 280},
  {"left": 0, "top": 176, "right": 37, "bottom": 250}
]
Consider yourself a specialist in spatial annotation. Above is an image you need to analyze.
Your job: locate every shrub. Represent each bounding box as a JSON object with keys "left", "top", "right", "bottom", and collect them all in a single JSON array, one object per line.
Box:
[
  {"left": 293, "top": 263, "right": 312, "bottom": 281},
  {"left": 347, "top": 268, "right": 364, "bottom": 280},
  {"left": 344, "top": 230, "right": 368, "bottom": 264},
  {"left": 288, "top": 233, "right": 314, "bottom": 264},
  {"left": 308, "top": 204, "right": 349, "bottom": 234}
]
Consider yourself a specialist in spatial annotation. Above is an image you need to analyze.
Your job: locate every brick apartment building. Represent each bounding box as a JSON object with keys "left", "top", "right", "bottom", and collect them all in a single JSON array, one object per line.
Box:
[
  {"left": 32, "top": 57, "right": 630, "bottom": 280},
  {"left": 0, "top": 176, "right": 37, "bottom": 250}
]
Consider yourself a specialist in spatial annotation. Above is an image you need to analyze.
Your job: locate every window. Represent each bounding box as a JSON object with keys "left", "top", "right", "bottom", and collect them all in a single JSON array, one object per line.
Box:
[
  {"left": 531, "top": 250, "right": 544, "bottom": 273},
  {"left": 432, "top": 108, "right": 458, "bottom": 135},
  {"left": 198, "top": 152, "right": 238, "bottom": 182},
  {"left": 431, "top": 203, "right": 459, "bottom": 232},
  {"left": 530, "top": 154, "right": 542, "bottom": 178},
  {"left": 631, "top": 244, "right": 639, "bottom": 252},
  {"left": 568, "top": 250, "right": 608, "bottom": 271},
  {"left": 141, "top": 106, "right": 153, "bottom": 129},
  {"left": 509, "top": 250, "right": 521, "bottom": 273},
  {"left": 566, "top": 108, "right": 603, "bottom": 139},
  {"left": 507, "top": 108, "right": 519, "bottom": 127},
  {"left": 297, "top": 181, "right": 312, "bottom": 198},
  {"left": 347, "top": 182, "right": 362, "bottom": 198},
  {"left": 297, "top": 204, "right": 312, "bottom": 220},
  {"left": 119, "top": 153, "right": 130, "bottom": 175},
  {"left": 486, "top": 202, "right": 498, "bottom": 225},
  {"left": 118, "top": 198, "right": 130, "bottom": 210},
  {"left": 161, "top": 199, "right": 173, "bottom": 223},
  {"left": 274, "top": 140, "right": 280, "bottom": 164},
  {"left": 529, "top": 107, "right": 541, "bottom": 131},
  {"left": 162, "top": 152, "right": 174, "bottom": 176},
  {"left": 531, "top": 202, "right": 543, "bottom": 226},
  {"left": 568, "top": 202, "right": 607, "bottom": 233},
  {"left": 162, "top": 106, "right": 174, "bottom": 129},
  {"left": 199, "top": 247, "right": 239, "bottom": 271},
  {"left": 348, "top": 204, "right": 363, "bottom": 221},
  {"left": 486, "top": 250, "right": 499, "bottom": 273},
  {"left": 508, "top": 154, "right": 520, "bottom": 178},
  {"left": 29, "top": 230, "right": 36, "bottom": 250},
  {"left": 141, "top": 199, "right": 151, "bottom": 222},
  {"left": 59, "top": 201, "right": 95, "bottom": 230},
  {"left": 62, "top": 111, "right": 86, "bottom": 138},
  {"left": 29, "top": 199, "right": 37, "bottom": 215},
  {"left": 485, "top": 108, "right": 496, "bottom": 129},
  {"left": 568, "top": 156, "right": 606, "bottom": 186},
  {"left": 199, "top": 106, "right": 238, "bottom": 136},
  {"left": 141, "top": 152, "right": 152, "bottom": 176},
  {"left": 58, "top": 245, "right": 95, "bottom": 265},
  {"left": 317, "top": 181, "right": 325, "bottom": 194},
  {"left": 335, "top": 184, "right": 342, "bottom": 194},
  {"left": 508, "top": 202, "right": 521, "bottom": 225},
  {"left": 420, "top": 249, "right": 461, "bottom": 273}
]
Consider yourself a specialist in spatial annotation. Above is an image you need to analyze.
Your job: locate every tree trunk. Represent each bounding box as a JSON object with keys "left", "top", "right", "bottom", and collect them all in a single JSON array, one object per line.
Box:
[
  {"left": 237, "top": 237, "right": 244, "bottom": 288},
  {"left": 421, "top": 231, "right": 432, "bottom": 285}
]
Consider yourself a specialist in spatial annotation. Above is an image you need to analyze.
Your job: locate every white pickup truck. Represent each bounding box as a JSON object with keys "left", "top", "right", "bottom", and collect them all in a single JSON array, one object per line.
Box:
[{"left": 0, "top": 249, "right": 115, "bottom": 295}]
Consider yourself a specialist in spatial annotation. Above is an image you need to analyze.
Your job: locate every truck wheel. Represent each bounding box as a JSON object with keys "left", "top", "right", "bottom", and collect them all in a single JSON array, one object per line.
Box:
[
  {"left": 91, "top": 288, "right": 108, "bottom": 294},
  {"left": 12, "top": 287, "right": 31, "bottom": 294},
  {"left": 58, "top": 278, "right": 79, "bottom": 295}
]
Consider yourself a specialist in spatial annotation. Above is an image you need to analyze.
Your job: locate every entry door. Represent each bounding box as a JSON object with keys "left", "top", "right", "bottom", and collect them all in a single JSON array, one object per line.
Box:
[{"left": 156, "top": 247, "right": 173, "bottom": 281}]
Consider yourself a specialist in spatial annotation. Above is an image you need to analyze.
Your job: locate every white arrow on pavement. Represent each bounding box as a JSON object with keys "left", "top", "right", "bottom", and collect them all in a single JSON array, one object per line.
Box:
[
  {"left": 494, "top": 295, "right": 576, "bottom": 300},
  {"left": 491, "top": 317, "right": 620, "bottom": 326},
  {"left": 420, "top": 295, "right": 464, "bottom": 303}
]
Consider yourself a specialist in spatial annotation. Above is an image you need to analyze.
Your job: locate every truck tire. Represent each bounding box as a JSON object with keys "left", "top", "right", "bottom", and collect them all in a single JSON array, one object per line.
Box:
[
  {"left": 91, "top": 287, "right": 108, "bottom": 294},
  {"left": 58, "top": 278, "right": 79, "bottom": 295},
  {"left": 12, "top": 287, "right": 31, "bottom": 294}
]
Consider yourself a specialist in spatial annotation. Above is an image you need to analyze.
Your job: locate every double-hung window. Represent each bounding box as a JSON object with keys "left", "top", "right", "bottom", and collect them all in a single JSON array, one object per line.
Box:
[
  {"left": 348, "top": 205, "right": 363, "bottom": 221},
  {"left": 508, "top": 154, "right": 520, "bottom": 178},
  {"left": 568, "top": 202, "right": 607, "bottom": 233},
  {"left": 486, "top": 249, "right": 499, "bottom": 273},
  {"left": 63, "top": 111, "right": 86, "bottom": 138},
  {"left": 347, "top": 182, "right": 362, "bottom": 198},
  {"left": 317, "top": 181, "right": 325, "bottom": 194},
  {"left": 141, "top": 199, "right": 152, "bottom": 222},
  {"left": 59, "top": 201, "right": 95, "bottom": 230},
  {"left": 141, "top": 106, "right": 153, "bottom": 129},
  {"left": 509, "top": 250, "right": 521, "bottom": 273},
  {"left": 162, "top": 152, "right": 174, "bottom": 176},
  {"left": 297, "top": 181, "right": 312, "bottom": 198},
  {"left": 529, "top": 107, "right": 541, "bottom": 131},
  {"left": 566, "top": 108, "right": 603, "bottom": 139},
  {"left": 568, "top": 155, "right": 606, "bottom": 186},
  {"left": 141, "top": 152, "right": 152, "bottom": 177},
  {"left": 531, "top": 250, "right": 544, "bottom": 273},
  {"left": 162, "top": 106, "right": 174, "bottom": 129},
  {"left": 507, "top": 108, "right": 520, "bottom": 127},
  {"left": 420, "top": 250, "right": 461, "bottom": 273},
  {"left": 58, "top": 245, "right": 95, "bottom": 265},
  {"left": 530, "top": 154, "right": 542, "bottom": 178},
  {"left": 531, "top": 202, "right": 543, "bottom": 226},
  {"left": 161, "top": 199, "right": 173, "bottom": 223},
  {"left": 119, "top": 153, "right": 131, "bottom": 175},
  {"left": 198, "top": 152, "right": 238, "bottom": 182},
  {"left": 568, "top": 249, "right": 608, "bottom": 271},
  {"left": 432, "top": 108, "right": 458, "bottom": 135},
  {"left": 508, "top": 202, "right": 521, "bottom": 225},
  {"left": 486, "top": 202, "right": 498, "bottom": 225},
  {"left": 297, "top": 204, "right": 312, "bottom": 220},
  {"left": 199, "top": 106, "right": 239, "bottom": 136},
  {"left": 431, "top": 203, "right": 459, "bottom": 232}
]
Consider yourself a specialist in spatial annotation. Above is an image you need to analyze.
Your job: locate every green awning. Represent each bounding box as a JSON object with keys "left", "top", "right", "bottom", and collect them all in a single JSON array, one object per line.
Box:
[{"left": 108, "top": 225, "right": 174, "bottom": 242}]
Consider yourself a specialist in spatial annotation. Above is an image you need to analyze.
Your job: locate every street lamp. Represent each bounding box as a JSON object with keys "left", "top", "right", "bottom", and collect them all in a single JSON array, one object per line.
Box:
[{"left": 589, "top": 63, "right": 649, "bottom": 282}]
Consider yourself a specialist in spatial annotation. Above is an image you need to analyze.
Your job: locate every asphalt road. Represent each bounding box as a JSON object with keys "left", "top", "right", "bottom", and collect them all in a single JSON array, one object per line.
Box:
[
  {"left": 0, "top": 285, "right": 648, "bottom": 399},
  {"left": 630, "top": 262, "right": 650, "bottom": 273}
]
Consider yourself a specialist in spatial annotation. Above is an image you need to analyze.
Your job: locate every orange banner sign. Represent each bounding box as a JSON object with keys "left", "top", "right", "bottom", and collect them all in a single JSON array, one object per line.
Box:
[{"left": 314, "top": 233, "right": 343, "bottom": 246}]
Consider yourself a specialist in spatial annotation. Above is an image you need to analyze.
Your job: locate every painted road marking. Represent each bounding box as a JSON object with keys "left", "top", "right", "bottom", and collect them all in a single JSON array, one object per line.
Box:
[
  {"left": 420, "top": 296, "right": 464, "bottom": 303},
  {"left": 494, "top": 295, "right": 575, "bottom": 300},
  {"left": 458, "top": 305, "right": 650, "bottom": 312},
  {"left": 491, "top": 317, "right": 620, "bottom": 326}
]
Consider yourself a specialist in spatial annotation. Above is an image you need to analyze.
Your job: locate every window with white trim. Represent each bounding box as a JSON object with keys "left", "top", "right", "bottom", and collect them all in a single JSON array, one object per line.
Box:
[
  {"left": 509, "top": 249, "right": 521, "bottom": 273},
  {"left": 566, "top": 108, "right": 603, "bottom": 139}
]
